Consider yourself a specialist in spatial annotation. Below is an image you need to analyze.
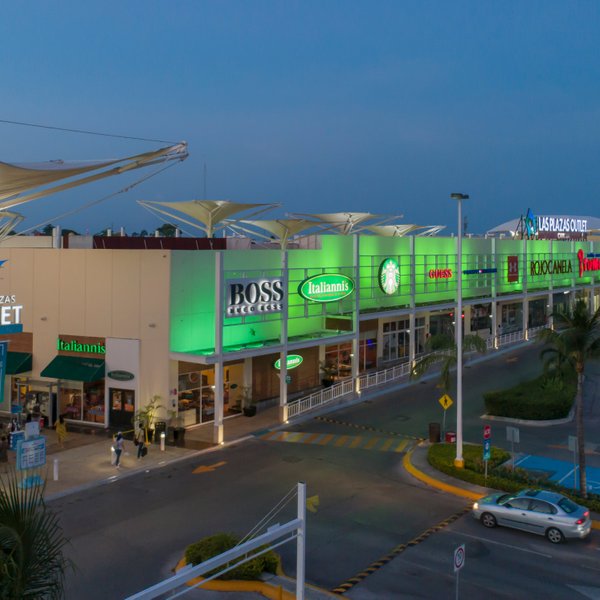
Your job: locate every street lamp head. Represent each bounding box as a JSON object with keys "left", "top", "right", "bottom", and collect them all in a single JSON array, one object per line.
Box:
[{"left": 451, "top": 193, "right": 469, "bottom": 200}]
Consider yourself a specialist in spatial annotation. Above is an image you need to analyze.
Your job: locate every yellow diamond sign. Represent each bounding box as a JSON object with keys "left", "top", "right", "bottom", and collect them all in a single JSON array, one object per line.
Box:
[{"left": 439, "top": 394, "right": 453, "bottom": 410}]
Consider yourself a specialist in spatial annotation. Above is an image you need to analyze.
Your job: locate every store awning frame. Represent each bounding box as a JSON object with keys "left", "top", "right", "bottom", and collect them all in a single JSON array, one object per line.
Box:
[
  {"left": 40, "top": 355, "right": 105, "bottom": 382},
  {"left": 6, "top": 352, "right": 32, "bottom": 375}
]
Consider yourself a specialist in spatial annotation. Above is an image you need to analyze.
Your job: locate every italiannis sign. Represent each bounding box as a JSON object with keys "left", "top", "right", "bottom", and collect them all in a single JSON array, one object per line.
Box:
[
  {"left": 273, "top": 355, "right": 303, "bottom": 370},
  {"left": 298, "top": 274, "right": 354, "bottom": 303}
]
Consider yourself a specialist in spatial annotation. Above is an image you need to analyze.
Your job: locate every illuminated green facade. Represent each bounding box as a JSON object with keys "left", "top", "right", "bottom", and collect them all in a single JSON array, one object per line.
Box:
[{"left": 169, "top": 236, "right": 599, "bottom": 356}]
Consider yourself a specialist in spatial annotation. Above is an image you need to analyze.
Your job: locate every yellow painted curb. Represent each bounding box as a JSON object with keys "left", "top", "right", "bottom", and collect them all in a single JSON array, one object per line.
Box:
[
  {"left": 175, "top": 557, "right": 295, "bottom": 600},
  {"left": 402, "top": 449, "right": 480, "bottom": 501},
  {"left": 403, "top": 448, "right": 600, "bottom": 530}
]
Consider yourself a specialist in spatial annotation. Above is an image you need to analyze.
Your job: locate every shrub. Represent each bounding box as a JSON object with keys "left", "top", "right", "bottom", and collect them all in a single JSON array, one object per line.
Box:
[
  {"left": 428, "top": 443, "right": 600, "bottom": 512},
  {"left": 184, "top": 533, "right": 279, "bottom": 581},
  {"left": 483, "top": 370, "right": 575, "bottom": 420}
]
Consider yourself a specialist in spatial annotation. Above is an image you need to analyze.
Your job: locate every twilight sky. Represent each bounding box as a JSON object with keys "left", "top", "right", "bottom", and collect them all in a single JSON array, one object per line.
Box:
[{"left": 1, "top": 1, "right": 599, "bottom": 235}]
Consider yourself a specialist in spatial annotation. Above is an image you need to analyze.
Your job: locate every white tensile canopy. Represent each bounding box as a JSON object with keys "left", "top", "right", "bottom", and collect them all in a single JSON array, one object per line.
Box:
[
  {"left": 0, "top": 143, "right": 188, "bottom": 210},
  {"left": 0, "top": 142, "right": 188, "bottom": 240},
  {"left": 288, "top": 212, "right": 400, "bottom": 235},
  {"left": 231, "top": 219, "right": 321, "bottom": 249},
  {"left": 138, "top": 199, "right": 277, "bottom": 238},
  {"left": 365, "top": 224, "right": 445, "bottom": 237}
]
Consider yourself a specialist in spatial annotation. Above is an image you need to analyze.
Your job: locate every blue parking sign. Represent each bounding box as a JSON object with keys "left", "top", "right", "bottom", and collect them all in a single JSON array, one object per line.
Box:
[{"left": 483, "top": 438, "right": 491, "bottom": 461}]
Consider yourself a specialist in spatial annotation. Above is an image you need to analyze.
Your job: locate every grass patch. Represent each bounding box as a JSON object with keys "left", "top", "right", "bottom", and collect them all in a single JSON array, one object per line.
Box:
[
  {"left": 483, "top": 370, "right": 575, "bottom": 420},
  {"left": 428, "top": 443, "right": 600, "bottom": 513},
  {"left": 184, "top": 533, "right": 279, "bottom": 581}
]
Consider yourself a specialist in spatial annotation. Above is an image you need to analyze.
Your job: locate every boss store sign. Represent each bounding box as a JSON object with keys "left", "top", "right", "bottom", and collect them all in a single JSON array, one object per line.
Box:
[{"left": 226, "top": 278, "right": 284, "bottom": 317}]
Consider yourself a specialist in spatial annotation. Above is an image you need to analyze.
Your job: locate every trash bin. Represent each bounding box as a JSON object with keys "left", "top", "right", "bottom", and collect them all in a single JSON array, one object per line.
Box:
[
  {"left": 428, "top": 422, "right": 441, "bottom": 443},
  {"left": 154, "top": 421, "right": 167, "bottom": 444},
  {"left": 174, "top": 427, "right": 186, "bottom": 447},
  {"left": 166, "top": 426, "right": 176, "bottom": 445},
  {"left": 445, "top": 431, "right": 456, "bottom": 443}
]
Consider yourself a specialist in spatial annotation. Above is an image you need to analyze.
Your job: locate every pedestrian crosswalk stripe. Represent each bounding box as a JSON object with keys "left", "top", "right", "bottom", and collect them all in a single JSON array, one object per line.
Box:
[{"left": 257, "top": 430, "right": 415, "bottom": 454}]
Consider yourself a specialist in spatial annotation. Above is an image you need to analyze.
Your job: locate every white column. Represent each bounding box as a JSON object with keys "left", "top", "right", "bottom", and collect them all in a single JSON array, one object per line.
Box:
[
  {"left": 491, "top": 301, "right": 498, "bottom": 348},
  {"left": 213, "top": 252, "right": 224, "bottom": 444},
  {"left": 455, "top": 196, "right": 464, "bottom": 468},
  {"left": 548, "top": 292, "right": 554, "bottom": 330},
  {"left": 296, "top": 482, "right": 306, "bottom": 600},
  {"left": 409, "top": 312, "right": 416, "bottom": 366},
  {"left": 352, "top": 235, "right": 361, "bottom": 393},
  {"left": 523, "top": 298, "right": 529, "bottom": 340},
  {"left": 279, "top": 250, "right": 289, "bottom": 423}
]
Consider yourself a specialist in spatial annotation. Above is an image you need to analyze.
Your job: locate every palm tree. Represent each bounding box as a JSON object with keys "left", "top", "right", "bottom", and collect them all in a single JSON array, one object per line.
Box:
[
  {"left": 411, "top": 332, "right": 487, "bottom": 392},
  {"left": 0, "top": 468, "right": 73, "bottom": 598},
  {"left": 538, "top": 299, "right": 600, "bottom": 498}
]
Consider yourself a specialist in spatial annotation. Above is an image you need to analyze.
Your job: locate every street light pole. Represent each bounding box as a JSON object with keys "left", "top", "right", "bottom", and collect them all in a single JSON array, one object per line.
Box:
[{"left": 451, "top": 192, "right": 469, "bottom": 468}]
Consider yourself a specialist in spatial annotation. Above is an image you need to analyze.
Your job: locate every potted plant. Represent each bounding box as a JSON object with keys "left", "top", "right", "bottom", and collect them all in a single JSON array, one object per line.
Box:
[
  {"left": 238, "top": 386, "right": 256, "bottom": 417},
  {"left": 132, "top": 395, "right": 164, "bottom": 443}
]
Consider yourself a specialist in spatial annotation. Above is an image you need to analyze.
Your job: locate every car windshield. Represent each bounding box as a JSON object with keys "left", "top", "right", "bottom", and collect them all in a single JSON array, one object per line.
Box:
[
  {"left": 496, "top": 494, "right": 513, "bottom": 505},
  {"left": 557, "top": 497, "right": 579, "bottom": 514}
]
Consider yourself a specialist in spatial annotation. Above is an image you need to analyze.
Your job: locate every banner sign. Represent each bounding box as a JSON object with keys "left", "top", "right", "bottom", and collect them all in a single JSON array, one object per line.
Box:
[
  {"left": 0, "top": 340, "right": 6, "bottom": 406},
  {"left": 226, "top": 278, "right": 284, "bottom": 317},
  {"left": 507, "top": 256, "right": 519, "bottom": 282},
  {"left": 298, "top": 274, "right": 354, "bottom": 303}
]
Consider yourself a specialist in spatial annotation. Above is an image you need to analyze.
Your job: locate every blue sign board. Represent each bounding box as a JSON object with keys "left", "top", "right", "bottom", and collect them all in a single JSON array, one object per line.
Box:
[
  {"left": 16, "top": 436, "right": 47, "bottom": 471},
  {"left": 9, "top": 430, "right": 25, "bottom": 451},
  {"left": 483, "top": 438, "right": 491, "bottom": 461},
  {"left": 0, "top": 340, "right": 7, "bottom": 405}
]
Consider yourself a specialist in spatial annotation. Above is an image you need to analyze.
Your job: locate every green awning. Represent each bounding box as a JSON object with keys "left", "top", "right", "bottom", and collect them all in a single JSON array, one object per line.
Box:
[
  {"left": 6, "top": 352, "right": 32, "bottom": 374},
  {"left": 40, "top": 356, "right": 105, "bottom": 382}
]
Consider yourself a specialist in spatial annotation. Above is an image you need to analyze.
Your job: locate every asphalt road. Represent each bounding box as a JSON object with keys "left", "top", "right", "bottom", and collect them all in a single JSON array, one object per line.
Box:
[{"left": 53, "top": 344, "right": 600, "bottom": 599}]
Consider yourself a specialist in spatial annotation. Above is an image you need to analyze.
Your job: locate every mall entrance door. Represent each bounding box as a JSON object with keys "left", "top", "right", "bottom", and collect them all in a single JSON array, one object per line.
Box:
[{"left": 109, "top": 388, "right": 135, "bottom": 429}]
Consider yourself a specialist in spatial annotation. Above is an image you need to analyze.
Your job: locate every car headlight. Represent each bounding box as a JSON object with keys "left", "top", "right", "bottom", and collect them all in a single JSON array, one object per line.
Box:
[{"left": 473, "top": 502, "right": 479, "bottom": 510}]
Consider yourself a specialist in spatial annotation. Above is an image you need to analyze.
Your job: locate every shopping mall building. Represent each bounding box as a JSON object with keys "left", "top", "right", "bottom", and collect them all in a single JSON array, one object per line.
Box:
[{"left": 0, "top": 210, "right": 599, "bottom": 442}]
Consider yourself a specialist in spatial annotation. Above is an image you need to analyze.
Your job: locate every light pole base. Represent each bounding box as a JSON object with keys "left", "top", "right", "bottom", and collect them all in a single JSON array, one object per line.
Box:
[{"left": 454, "top": 457, "right": 465, "bottom": 469}]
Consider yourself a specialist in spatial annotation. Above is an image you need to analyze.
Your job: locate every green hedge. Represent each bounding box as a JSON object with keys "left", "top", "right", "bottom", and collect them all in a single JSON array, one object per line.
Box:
[
  {"left": 428, "top": 442, "right": 600, "bottom": 513},
  {"left": 483, "top": 371, "right": 575, "bottom": 420},
  {"left": 184, "top": 533, "right": 279, "bottom": 581}
]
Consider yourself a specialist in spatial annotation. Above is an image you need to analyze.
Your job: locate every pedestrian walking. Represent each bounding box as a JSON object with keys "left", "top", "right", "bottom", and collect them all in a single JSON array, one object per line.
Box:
[
  {"left": 0, "top": 434, "right": 8, "bottom": 471},
  {"left": 114, "top": 431, "right": 124, "bottom": 468},
  {"left": 135, "top": 424, "right": 146, "bottom": 460},
  {"left": 54, "top": 415, "right": 67, "bottom": 448}
]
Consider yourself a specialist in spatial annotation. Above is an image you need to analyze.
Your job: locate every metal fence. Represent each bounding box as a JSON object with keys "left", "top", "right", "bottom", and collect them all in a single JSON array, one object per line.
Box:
[{"left": 288, "top": 323, "right": 550, "bottom": 420}]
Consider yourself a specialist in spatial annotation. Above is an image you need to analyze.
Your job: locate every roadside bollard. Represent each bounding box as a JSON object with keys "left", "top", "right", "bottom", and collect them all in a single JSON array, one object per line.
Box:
[
  {"left": 160, "top": 431, "right": 165, "bottom": 452},
  {"left": 53, "top": 458, "right": 59, "bottom": 481}
]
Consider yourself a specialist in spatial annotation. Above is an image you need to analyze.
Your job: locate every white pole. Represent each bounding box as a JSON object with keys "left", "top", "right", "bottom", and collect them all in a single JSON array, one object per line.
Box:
[
  {"left": 455, "top": 195, "right": 464, "bottom": 468},
  {"left": 53, "top": 458, "right": 59, "bottom": 481},
  {"left": 296, "top": 482, "right": 306, "bottom": 600},
  {"left": 160, "top": 432, "right": 165, "bottom": 452}
]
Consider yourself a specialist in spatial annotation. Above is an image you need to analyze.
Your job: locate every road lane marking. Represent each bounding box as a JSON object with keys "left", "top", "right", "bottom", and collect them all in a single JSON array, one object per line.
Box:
[
  {"left": 330, "top": 506, "right": 470, "bottom": 595},
  {"left": 451, "top": 531, "right": 552, "bottom": 558}
]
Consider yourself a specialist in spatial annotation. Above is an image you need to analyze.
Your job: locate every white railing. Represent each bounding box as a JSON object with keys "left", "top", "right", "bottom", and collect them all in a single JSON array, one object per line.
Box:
[
  {"left": 288, "top": 378, "right": 354, "bottom": 419},
  {"left": 485, "top": 324, "right": 550, "bottom": 349},
  {"left": 359, "top": 360, "right": 412, "bottom": 391},
  {"left": 527, "top": 324, "right": 548, "bottom": 339}
]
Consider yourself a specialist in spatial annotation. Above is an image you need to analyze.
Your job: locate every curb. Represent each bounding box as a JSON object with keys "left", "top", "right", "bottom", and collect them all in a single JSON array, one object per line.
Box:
[{"left": 402, "top": 447, "right": 600, "bottom": 530}]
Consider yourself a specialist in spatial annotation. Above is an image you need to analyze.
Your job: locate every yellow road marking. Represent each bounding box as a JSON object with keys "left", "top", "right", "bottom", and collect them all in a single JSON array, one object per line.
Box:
[
  {"left": 303, "top": 432, "right": 322, "bottom": 444},
  {"left": 350, "top": 436, "right": 364, "bottom": 448},
  {"left": 335, "top": 435, "right": 350, "bottom": 447},
  {"left": 364, "top": 438, "right": 380, "bottom": 450},
  {"left": 317, "top": 434, "right": 335, "bottom": 446},
  {"left": 193, "top": 461, "right": 227, "bottom": 474},
  {"left": 380, "top": 438, "right": 395, "bottom": 452},
  {"left": 394, "top": 439, "right": 410, "bottom": 452}
]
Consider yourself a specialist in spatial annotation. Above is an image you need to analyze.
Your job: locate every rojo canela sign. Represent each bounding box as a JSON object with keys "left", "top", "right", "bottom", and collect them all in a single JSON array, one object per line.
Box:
[{"left": 298, "top": 274, "right": 354, "bottom": 303}]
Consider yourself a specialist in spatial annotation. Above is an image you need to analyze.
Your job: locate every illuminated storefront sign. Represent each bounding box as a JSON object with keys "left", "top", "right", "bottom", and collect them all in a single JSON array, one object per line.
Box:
[
  {"left": 577, "top": 249, "right": 600, "bottom": 278},
  {"left": 273, "top": 355, "right": 303, "bottom": 370},
  {"left": 529, "top": 259, "right": 573, "bottom": 276},
  {"left": 226, "top": 278, "right": 284, "bottom": 317},
  {"left": 107, "top": 370, "right": 135, "bottom": 381},
  {"left": 57, "top": 338, "right": 106, "bottom": 354},
  {"left": 379, "top": 258, "right": 400, "bottom": 294},
  {"left": 507, "top": 256, "right": 519, "bottom": 283},
  {"left": 0, "top": 294, "right": 23, "bottom": 329},
  {"left": 428, "top": 269, "right": 453, "bottom": 279},
  {"left": 523, "top": 208, "right": 588, "bottom": 240},
  {"left": 298, "top": 274, "right": 354, "bottom": 303}
]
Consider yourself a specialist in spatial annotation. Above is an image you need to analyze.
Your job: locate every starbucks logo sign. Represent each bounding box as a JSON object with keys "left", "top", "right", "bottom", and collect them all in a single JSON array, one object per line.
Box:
[{"left": 379, "top": 258, "right": 400, "bottom": 295}]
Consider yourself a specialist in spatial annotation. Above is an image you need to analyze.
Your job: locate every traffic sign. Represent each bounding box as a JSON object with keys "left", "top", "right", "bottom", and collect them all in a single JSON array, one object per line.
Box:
[
  {"left": 439, "top": 394, "right": 453, "bottom": 410},
  {"left": 453, "top": 544, "right": 466, "bottom": 573},
  {"left": 506, "top": 426, "right": 520, "bottom": 443},
  {"left": 483, "top": 425, "right": 491, "bottom": 440},
  {"left": 483, "top": 439, "right": 491, "bottom": 460}
]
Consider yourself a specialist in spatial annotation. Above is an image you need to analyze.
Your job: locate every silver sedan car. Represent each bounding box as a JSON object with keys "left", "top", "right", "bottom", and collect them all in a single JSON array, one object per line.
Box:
[{"left": 472, "top": 488, "right": 592, "bottom": 543}]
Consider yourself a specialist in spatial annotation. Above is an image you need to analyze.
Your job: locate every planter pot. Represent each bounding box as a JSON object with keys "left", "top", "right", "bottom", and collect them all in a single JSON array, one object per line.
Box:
[{"left": 243, "top": 406, "right": 257, "bottom": 417}]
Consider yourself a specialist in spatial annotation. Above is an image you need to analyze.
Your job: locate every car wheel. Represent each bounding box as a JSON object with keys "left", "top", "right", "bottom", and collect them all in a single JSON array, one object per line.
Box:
[
  {"left": 546, "top": 527, "right": 564, "bottom": 544},
  {"left": 481, "top": 512, "right": 497, "bottom": 528}
]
